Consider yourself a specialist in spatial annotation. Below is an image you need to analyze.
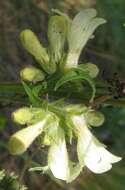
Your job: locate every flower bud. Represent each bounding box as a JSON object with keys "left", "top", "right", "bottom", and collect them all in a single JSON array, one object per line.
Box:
[
  {"left": 20, "top": 29, "right": 56, "bottom": 74},
  {"left": 12, "top": 107, "right": 33, "bottom": 125},
  {"left": 8, "top": 119, "right": 47, "bottom": 155},
  {"left": 85, "top": 111, "right": 105, "bottom": 127},
  {"left": 79, "top": 63, "right": 99, "bottom": 78},
  {"left": 12, "top": 107, "right": 47, "bottom": 125},
  {"left": 20, "top": 66, "right": 45, "bottom": 82}
]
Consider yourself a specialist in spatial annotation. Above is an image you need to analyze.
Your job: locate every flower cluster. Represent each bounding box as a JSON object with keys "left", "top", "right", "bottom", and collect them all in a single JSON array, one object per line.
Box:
[
  {"left": 8, "top": 105, "right": 121, "bottom": 182},
  {"left": 19, "top": 8, "right": 106, "bottom": 78},
  {"left": 8, "top": 8, "right": 121, "bottom": 183}
]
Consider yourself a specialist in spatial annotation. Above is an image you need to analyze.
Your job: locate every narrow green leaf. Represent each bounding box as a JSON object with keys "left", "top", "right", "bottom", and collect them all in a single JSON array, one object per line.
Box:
[
  {"left": 32, "top": 84, "right": 43, "bottom": 98},
  {"left": 55, "top": 69, "right": 96, "bottom": 102},
  {"left": 22, "top": 82, "right": 41, "bottom": 105}
]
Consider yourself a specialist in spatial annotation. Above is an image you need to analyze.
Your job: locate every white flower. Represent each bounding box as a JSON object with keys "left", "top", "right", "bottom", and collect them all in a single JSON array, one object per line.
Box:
[
  {"left": 71, "top": 115, "right": 122, "bottom": 174},
  {"left": 65, "top": 9, "right": 106, "bottom": 70},
  {"left": 48, "top": 126, "right": 69, "bottom": 180},
  {"left": 47, "top": 125, "right": 82, "bottom": 182}
]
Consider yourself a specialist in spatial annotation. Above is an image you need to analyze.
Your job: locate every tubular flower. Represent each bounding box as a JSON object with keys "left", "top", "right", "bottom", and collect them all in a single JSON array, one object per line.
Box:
[
  {"left": 48, "top": 126, "right": 69, "bottom": 180},
  {"left": 8, "top": 120, "right": 47, "bottom": 155},
  {"left": 71, "top": 114, "right": 122, "bottom": 174},
  {"left": 8, "top": 109, "right": 56, "bottom": 155}
]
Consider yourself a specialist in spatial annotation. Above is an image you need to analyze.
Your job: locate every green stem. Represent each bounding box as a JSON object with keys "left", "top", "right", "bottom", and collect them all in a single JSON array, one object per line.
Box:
[
  {"left": 0, "top": 82, "right": 24, "bottom": 93},
  {"left": 0, "top": 82, "right": 125, "bottom": 108}
]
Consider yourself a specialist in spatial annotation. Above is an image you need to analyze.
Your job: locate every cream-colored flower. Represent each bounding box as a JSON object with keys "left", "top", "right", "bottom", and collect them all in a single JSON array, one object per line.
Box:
[
  {"left": 8, "top": 119, "right": 47, "bottom": 155},
  {"left": 48, "top": 126, "right": 69, "bottom": 180},
  {"left": 8, "top": 111, "right": 55, "bottom": 155},
  {"left": 71, "top": 115, "right": 122, "bottom": 174}
]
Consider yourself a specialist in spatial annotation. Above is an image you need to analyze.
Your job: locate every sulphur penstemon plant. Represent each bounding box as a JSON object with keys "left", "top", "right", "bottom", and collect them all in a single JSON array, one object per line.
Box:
[{"left": 8, "top": 9, "right": 122, "bottom": 183}]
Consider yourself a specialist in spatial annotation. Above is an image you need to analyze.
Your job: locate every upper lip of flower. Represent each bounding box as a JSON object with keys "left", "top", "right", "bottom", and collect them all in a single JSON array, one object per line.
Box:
[{"left": 72, "top": 114, "right": 122, "bottom": 174}]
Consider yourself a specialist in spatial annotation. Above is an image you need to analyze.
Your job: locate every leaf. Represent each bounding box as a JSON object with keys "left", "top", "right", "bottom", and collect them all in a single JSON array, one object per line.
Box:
[
  {"left": 48, "top": 15, "right": 67, "bottom": 63},
  {"left": 55, "top": 69, "right": 96, "bottom": 102},
  {"left": 22, "top": 82, "right": 42, "bottom": 106},
  {"left": 32, "top": 84, "right": 43, "bottom": 98}
]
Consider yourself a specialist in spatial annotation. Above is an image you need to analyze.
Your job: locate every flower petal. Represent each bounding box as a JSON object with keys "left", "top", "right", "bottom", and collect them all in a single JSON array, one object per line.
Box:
[
  {"left": 72, "top": 114, "right": 121, "bottom": 174},
  {"left": 48, "top": 127, "right": 69, "bottom": 180},
  {"left": 98, "top": 147, "right": 122, "bottom": 164},
  {"left": 85, "top": 156, "right": 112, "bottom": 174}
]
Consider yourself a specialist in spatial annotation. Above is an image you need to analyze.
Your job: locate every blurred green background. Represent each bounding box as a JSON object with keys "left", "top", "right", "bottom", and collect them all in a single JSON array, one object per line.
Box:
[{"left": 0, "top": 0, "right": 125, "bottom": 189}]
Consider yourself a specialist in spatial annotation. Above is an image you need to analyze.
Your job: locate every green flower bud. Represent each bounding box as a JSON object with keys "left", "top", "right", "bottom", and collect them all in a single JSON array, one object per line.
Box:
[
  {"left": 12, "top": 107, "right": 33, "bottom": 125},
  {"left": 12, "top": 107, "right": 47, "bottom": 125},
  {"left": 8, "top": 119, "right": 47, "bottom": 155},
  {"left": 20, "top": 66, "right": 45, "bottom": 82},
  {"left": 79, "top": 63, "right": 99, "bottom": 78},
  {"left": 85, "top": 111, "right": 105, "bottom": 127},
  {"left": 20, "top": 29, "right": 56, "bottom": 74}
]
